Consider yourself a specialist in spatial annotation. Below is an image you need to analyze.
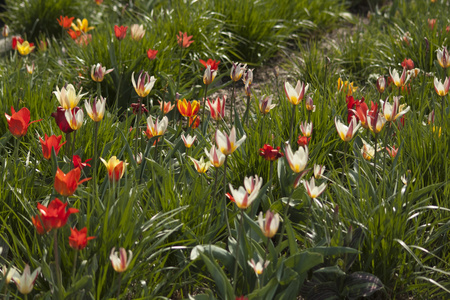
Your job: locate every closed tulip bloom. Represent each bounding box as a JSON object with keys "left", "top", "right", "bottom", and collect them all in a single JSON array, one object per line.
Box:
[
  {"left": 335, "top": 117, "right": 361, "bottom": 142},
  {"left": 65, "top": 108, "right": 84, "bottom": 130},
  {"left": 367, "top": 112, "right": 386, "bottom": 134},
  {"left": 230, "top": 62, "right": 246, "bottom": 82},
  {"left": 434, "top": 77, "right": 450, "bottom": 96},
  {"left": 145, "top": 116, "right": 168, "bottom": 138},
  {"left": 205, "top": 146, "right": 225, "bottom": 167},
  {"left": 259, "top": 144, "right": 283, "bottom": 161},
  {"left": 258, "top": 210, "right": 280, "bottom": 238},
  {"left": 26, "top": 63, "right": 35, "bottom": 74},
  {"left": 114, "top": 25, "right": 128, "bottom": 40},
  {"left": 203, "top": 65, "right": 217, "bottom": 85},
  {"left": 300, "top": 122, "right": 313, "bottom": 137},
  {"left": 305, "top": 96, "right": 315, "bottom": 111},
  {"left": 158, "top": 100, "right": 175, "bottom": 114},
  {"left": 11, "top": 265, "right": 40, "bottom": 295},
  {"left": 147, "top": 49, "right": 158, "bottom": 60},
  {"left": 85, "top": 96, "right": 107, "bottom": 122},
  {"left": 130, "top": 24, "right": 145, "bottom": 41},
  {"left": 215, "top": 127, "right": 246, "bottom": 156},
  {"left": 380, "top": 96, "right": 410, "bottom": 122},
  {"left": 131, "top": 71, "right": 157, "bottom": 98},
  {"left": 189, "top": 156, "right": 211, "bottom": 173},
  {"left": 53, "top": 84, "right": 87, "bottom": 110},
  {"left": 181, "top": 134, "right": 196, "bottom": 148},
  {"left": 314, "top": 164, "right": 326, "bottom": 179},
  {"left": 2, "top": 265, "right": 19, "bottom": 284},
  {"left": 36, "top": 198, "right": 79, "bottom": 229},
  {"left": 17, "top": 41, "right": 35, "bottom": 56},
  {"left": 376, "top": 76, "right": 386, "bottom": 94},
  {"left": 39, "top": 134, "right": 66, "bottom": 160},
  {"left": 248, "top": 259, "right": 269, "bottom": 276},
  {"left": 284, "top": 80, "right": 309, "bottom": 105},
  {"left": 244, "top": 175, "right": 263, "bottom": 195},
  {"left": 437, "top": 46, "right": 450, "bottom": 69},
  {"left": 100, "top": 156, "right": 127, "bottom": 182},
  {"left": 243, "top": 68, "right": 253, "bottom": 85},
  {"left": 54, "top": 167, "right": 91, "bottom": 197},
  {"left": 303, "top": 177, "right": 327, "bottom": 199},
  {"left": 206, "top": 96, "right": 226, "bottom": 120},
  {"left": 110, "top": 247, "right": 132, "bottom": 273},
  {"left": 5, "top": 107, "right": 42, "bottom": 138},
  {"left": 2, "top": 24, "right": 9, "bottom": 37},
  {"left": 285, "top": 142, "right": 308, "bottom": 173},
  {"left": 69, "top": 227, "right": 95, "bottom": 250},
  {"left": 259, "top": 95, "right": 276, "bottom": 114},
  {"left": 91, "top": 63, "right": 113, "bottom": 82},
  {"left": 389, "top": 68, "right": 410, "bottom": 87},
  {"left": 177, "top": 99, "right": 200, "bottom": 117},
  {"left": 361, "top": 140, "right": 375, "bottom": 160}
]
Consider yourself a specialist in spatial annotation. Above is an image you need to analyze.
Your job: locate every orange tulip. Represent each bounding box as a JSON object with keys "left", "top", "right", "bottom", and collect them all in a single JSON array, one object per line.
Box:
[
  {"left": 5, "top": 107, "right": 42, "bottom": 138},
  {"left": 100, "top": 156, "right": 127, "bottom": 182},
  {"left": 54, "top": 168, "right": 91, "bottom": 197},
  {"left": 57, "top": 16, "right": 74, "bottom": 29},
  {"left": 39, "top": 134, "right": 66, "bottom": 160},
  {"left": 177, "top": 99, "right": 200, "bottom": 117}
]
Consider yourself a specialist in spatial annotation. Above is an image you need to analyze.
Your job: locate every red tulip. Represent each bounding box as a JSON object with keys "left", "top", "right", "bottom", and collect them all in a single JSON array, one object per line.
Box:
[
  {"left": 69, "top": 227, "right": 95, "bottom": 250},
  {"left": 32, "top": 215, "right": 49, "bottom": 235},
  {"left": 36, "top": 198, "right": 79, "bottom": 230},
  {"left": 73, "top": 155, "right": 92, "bottom": 169},
  {"left": 114, "top": 25, "right": 128, "bottom": 40},
  {"left": 259, "top": 144, "right": 284, "bottom": 161},
  {"left": 39, "top": 134, "right": 66, "bottom": 160},
  {"left": 176, "top": 31, "right": 194, "bottom": 48},
  {"left": 12, "top": 36, "right": 24, "bottom": 50},
  {"left": 147, "top": 49, "right": 158, "bottom": 60},
  {"left": 297, "top": 136, "right": 310, "bottom": 147},
  {"left": 5, "top": 107, "right": 42, "bottom": 138},
  {"left": 54, "top": 168, "right": 91, "bottom": 197},
  {"left": 199, "top": 58, "right": 220, "bottom": 71},
  {"left": 52, "top": 106, "right": 82, "bottom": 134},
  {"left": 57, "top": 16, "right": 74, "bottom": 29}
]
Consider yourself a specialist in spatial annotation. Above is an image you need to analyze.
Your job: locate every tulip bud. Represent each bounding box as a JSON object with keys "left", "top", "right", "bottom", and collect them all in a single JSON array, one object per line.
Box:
[
  {"left": 376, "top": 76, "right": 386, "bottom": 94},
  {"left": 2, "top": 25, "right": 9, "bottom": 37},
  {"left": 305, "top": 96, "right": 315, "bottom": 111},
  {"left": 130, "top": 24, "right": 145, "bottom": 41}
]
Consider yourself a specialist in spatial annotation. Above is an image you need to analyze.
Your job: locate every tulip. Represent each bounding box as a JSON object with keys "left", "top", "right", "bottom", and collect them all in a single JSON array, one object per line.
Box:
[
  {"left": 26, "top": 62, "right": 35, "bottom": 74},
  {"left": 57, "top": 16, "right": 74, "bottom": 29},
  {"left": 338, "top": 78, "right": 357, "bottom": 96},
  {"left": 100, "top": 156, "right": 127, "bottom": 182},
  {"left": 181, "top": 134, "right": 196, "bottom": 148},
  {"left": 305, "top": 96, "right": 315, "bottom": 112},
  {"left": 189, "top": 116, "right": 200, "bottom": 129},
  {"left": 65, "top": 108, "right": 84, "bottom": 130},
  {"left": 158, "top": 101, "right": 175, "bottom": 114},
  {"left": 11, "top": 265, "right": 40, "bottom": 295},
  {"left": 361, "top": 140, "right": 375, "bottom": 160},
  {"left": 1, "top": 265, "right": 19, "bottom": 284},
  {"left": 314, "top": 164, "right": 326, "bottom": 179},
  {"left": 85, "top": 96, "right": 107, "bottom": 122},
  {"left": 69, "top": 227, "right": 95, "bottom": 250},
  {"left": 427, "top": 110, "right": 435, "bottom": 124},
  {"left": 386, "top": 145, "right": 398, "bottom": 159},
  {"left": 17, "top": 41, "right": 35, "bottom": 56},
  {"left": 38, "top": 39, "right": 48, "bottom": 51},
  {"left": 351, "top": 102, "right": 369, "bottom": 129},
  {"left": 36, "top": 198, "right": 79, "bottom": 230},
  {"left": 53, "top": 84, "right": 87, "bottom": 110},
  {"left": 91, "top": 63, "right": 113, "bottom": 82},
  {"left": 215, "top": 127, "right": 246, "bottom": 156},
  {"left": 54, "top": 167, "right": 91, "bottom": 197},
  {"left": 259, "top": 144, "right": 284, "bottom": 161},
  {"left": 177, "top": 99, "right": 200, "bottom": 117},
  {"left": 434, "top": 77, "right": 450, "bottom": 96},
  {"left": 189, "top": 157, "right": 211, "bottom": 173},
  {"left": 284, "top": 142, "right": 308, "bottom": 173},
  {"left": 243, "top": 69, "right": 253, "bottom": 85},
  {"left": 335, "top": 117, "right": 361, "bottom": 142},
  {"left": 130, "top": 101, "right": 148, "bottom": 115},
  {"left": 39, "top": 134, "right": 66, "bottom": 160},
  {"left": 297, "top": 136, "right": 310, "bottom": 147},
  {"left": 71, "top": 18, "right": 95, "bottom": 33},
  {"left": 73, "top": 155, "right": 92, "bottom": 169},
  {"left": 284, "top": 80, "right": 308, "bottom": 105},
  {"left": 51, "top": 107, "right": 75, "bottom": 134},
  {"left": 389, "top": 68, "right": 410, "bottom": 87},
  {"left": 303, "top": 177, "right": 327, "bottom": 199},
  {"left": 346, "top": 96, "right": 365, "bottom": 123},
  {"left": 199, "top": 59, "right": 220, "bottom": 71},
  {"left": 145, "top": 116, "right": 168, "bottom": 138},
  {"left": 376, "top": 76, "right": 386, "bottom": 94},
  {"left": 147, "top": 49, "right": 158, "bottom": 60},
  {"left": 228, "top": 183, "right": 260, "bottom": 209},
  {"left": 248, "top": 258, "right": 269, "bottom": 275},
  {"left": 401, "top": 58, "right": 414, "bottom": 70},
  {"left": 32, "top": 215, "right": 49, "bottom": 234},
  {"left": 5, "top": 107, "right": 42, "bottom": 138},
  {"left": 206, "top": 96, "right": 226, "bottom": 121},
  {"left": 244, "top": 82, "right": 252, "bottom": 97},
  {"left": 437, "top": 46, "right": 450, "bottom": 69},
  {"left": 177, "top": 31, "right": 194, "bottom": 48},
  {"left": 114, "top": 25, "right": 128, "bottom": 40},
  {"left": 205, "top": 146, "right": 225, "bottom": 167},
  {"left": 259, "top": 95, "right": 276, "bottom": 114},
  {"left": 110, "top": 247, "right": 132, "bottom": 273},
  {"left": 244, "top": 175, "right": 263, "bottom": 195},
  {"left": 133, "top": 152, "right": 143, "bottom": 165},
  {"left": 230, "top": 62, "right": 246, "bottom": 82},
  {"left": 11, "top": 36, "right": 24, "bottom": 50},
  {"left": 367, "top": 112, "right": 386, "bottom": 134},
  {"left": 203, "top": 65, "right": 217, "bottom": 85},
  {"left": 132, "top": 71, "right": 157, "bottom": 98},
  {"left": 130, "top": 24, "right": 145, "bottom": 41},
  {"left": 300, "top": 122, "right": 313, "bottom": 137},
  {"left": 2, "top": 24, "right": 9, "bottom": 37},
  {"left": 380, "top": 96, "right": 410, "bottom": 122},
  {"left": 258, "top": 210, "right": 280, "bottom": 238}
]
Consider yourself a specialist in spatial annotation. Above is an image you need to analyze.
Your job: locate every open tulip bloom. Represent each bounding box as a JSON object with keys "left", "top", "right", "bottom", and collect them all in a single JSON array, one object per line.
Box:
[
  {"left": 53, "top": 84, "right": 87, "bottom": 110},
  {"left": 5, "top": 107, "right": 42, "bottom": 138},
  {"left": 230, "top": 62, "right": 246, "bottom": 82},
  {"left": 335, "top": 117, "right": 361, "bottom": 142},
  {"left": 189, "top": 156, "right": 211, "bottom": 173},
  {"left": 130, "top": 24, "right": 145, "bottom": 41},
  {"left": 36, "top": 198, "right": 79, "bottom": 230},
  {"left": 181, "top": 134, "right": 196, "bottom": 148},
  {"left": 248, "top": 258, "right": 269, "bottom": 276},
  {"left": 54, "top": 167, "right": 91, "bottom": 197},
  {"left": 65, "top": 108, "right": 84, "bottom": 130},
  {"left": 205, "top": 146, "right": 225, "bottom": 168},
  {"left": 389, "top": 68, "right": 410, "bottom": 87},
  {"left": 259, "top": 95, "right": 276, "bottom": 114},
  {"left": 39, "top": 134, "right": 66, "bottom": 160},
  {"left": 434, "top": 77, "right": 450, "bottom": 96},
  {"left": 145, "top": 115, "right": 168, "bottom": 138},
  {"left": 380, "top": 96, "right": 410, "bottom": 122},
  {"left": 303, "top": 177, "right": 327, "bottom": 199},
  {"left": 100, "top": 156, "right": 127, "bottom": 182},
  {"left": 206, "top": 96, "right": 226, "bottom": 120},
  {"left": 132, "top": 71, "right": 157, "bottom": 98},
  {"left": 85, "top": 96, "right": 107, "bottom": 122},
  {"left": 258, "top": 210, "right": 280, "bottom": 238},
  {"left": 91, "top": 63, "right": 113, "bottom": 82},
  {"left": 228, "top": 184, "right": 259, "bottom": 209},
  {"left": 285, "top": 142, "right": 308, "bottom": 173},
  {"left": 110, "top": 247, "right": 133, "bottom": 273},
  {"left": 284, "top": 80, "right": 308, "bottom": 105},
  {"left": 367, "top": 112, "right": 386, "bottom": 134},
  {"left": 437, "top": 46, "right": 450, "bottom": 69},
  {"left": 11, "top": 265, "right": 40, "bottom": 295},
  {"left": 300, "top": 122, "right": 313, "bottom": 137},
  {"left": 215, "top": 127, "right": 246, "bottom": 156},
  {"left": 244, "top": 175, "right": 263, "bottom": 195}
]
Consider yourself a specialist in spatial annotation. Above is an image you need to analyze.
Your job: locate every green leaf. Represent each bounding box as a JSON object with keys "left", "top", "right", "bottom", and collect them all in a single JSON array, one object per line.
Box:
[
  {"left": 284, "top": 251, "right": 323, "bottom": 276},
  {"left": 342, "top": 272, "right": 384, "bottom": 299},
  {"left": 198, "top": 252, "right": 234, "bottom": 300},
  {"left": 65, "top": 275, "right": 93, "bottom": 298}
]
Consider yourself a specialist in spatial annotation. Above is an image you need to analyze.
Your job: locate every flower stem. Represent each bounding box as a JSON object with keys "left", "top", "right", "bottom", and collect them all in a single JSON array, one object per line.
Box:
[
  {"left": 135, "top": 98, "right": 142, "bottom": 160},
  {"left": 244, "top": 95, "right": 251, "bottom": 126},
  {"left": 54, "top": 230, "right": 63, "bottom": 298},
  {"left": 269, "top": 160, "right": 274, "bottom": 201},
  {"left": 276, "top": 190, "right": 293, "bottom": 252},
  {"left": 230, "top": 81, "right": 236, "bottom": 125},
  {"left": 66, "top": 132, "right": 71, "bottom": 157},
  {"left": 223, "top": 156, "right": 232, "bottom": 237},
  {"left": 71, "top": 251, "right": 78, "bottom": 279},
  {"left": 176, "top": 48, "right": 183, "bottom": 93},
  {"left": 93, "top": 122, "right": 99, "bottom": 195},
  {"left": 201, "top": 84, "right": 209, "bottom": 126},
  {"left": 72, "top": 130, "right": 77, "bottom": 159},
  {"left": 373, "top": 133, "right": 378, "bottom": 178},
  {"left": 97, "top": 82, "right": 102, "bottom": 98},
  {"left": 115, "top": 41, "right": 122, "bottom": 110},
  {"left": 289, "top": 105, "right": 295, "bottom": 144},
  {"left": 116, "top": 273, "right": 122, "bottom": 299},
  {"left": 233, "top": 209, "right": 244, "bottom": 293},
  {"left": 153, "top": 138, "right": 159, "bottom": 161},
  {"left": 441, "top": 95, "right": 445, "bottom": 127}
]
